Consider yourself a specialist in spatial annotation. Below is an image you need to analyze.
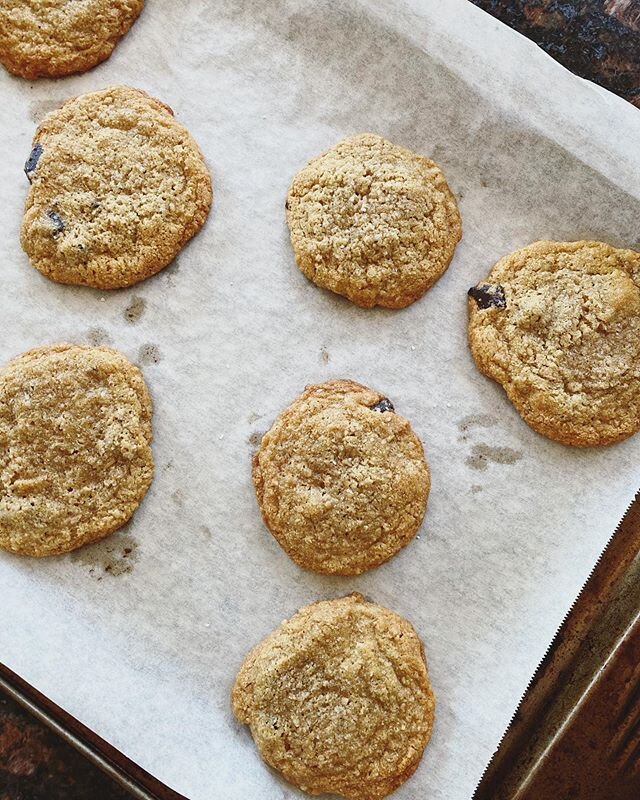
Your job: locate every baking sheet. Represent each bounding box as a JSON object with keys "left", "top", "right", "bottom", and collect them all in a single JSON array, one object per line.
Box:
[{"left": 1, "top": 2, "right": 639, "bottom": 799}]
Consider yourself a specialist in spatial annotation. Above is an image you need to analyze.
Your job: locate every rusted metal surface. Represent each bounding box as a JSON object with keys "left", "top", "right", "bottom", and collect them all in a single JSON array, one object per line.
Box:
[{"left": 474, "top": 493, "right": 640, "bottom": 799}]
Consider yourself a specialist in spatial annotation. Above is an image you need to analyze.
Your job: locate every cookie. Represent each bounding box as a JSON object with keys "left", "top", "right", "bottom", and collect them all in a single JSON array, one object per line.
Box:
[
  {"left": 21, "top": 86, "right": 212, "bottom": 289},
  {"left": 468, "top": 241, "right": 640, "bottom": 446},
  {"left": 286, "top": 133, "right": 461, "bottom": 309},
  {"left": 0, "top": 344, "right": 153, "bottom": 556},
  {"left": 0, "top": 0, "right": 144, "bottom": 79},
  {"left": 232, "top": 593, "right": 435, "bottom": 800},
  {"left": 252, "top": 380, "right": 430, "bottom": 575}
]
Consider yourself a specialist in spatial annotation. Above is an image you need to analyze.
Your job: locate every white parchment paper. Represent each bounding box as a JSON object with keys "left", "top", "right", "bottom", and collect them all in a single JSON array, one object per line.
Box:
[{"left": 1, "top": 2, "right": 640, "bottom": 798}]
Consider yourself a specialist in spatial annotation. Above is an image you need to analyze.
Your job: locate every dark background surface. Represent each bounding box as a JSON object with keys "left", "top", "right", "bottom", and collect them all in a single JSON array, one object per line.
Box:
[
  {"left": 2, "top": 2, "right": 639, "bottom": 798},
  {"left": 0, "top": 692, "right": 130, "bottom": 800},
  {"left": 472, "top": 0, "right": 640, "bottom": 107}
]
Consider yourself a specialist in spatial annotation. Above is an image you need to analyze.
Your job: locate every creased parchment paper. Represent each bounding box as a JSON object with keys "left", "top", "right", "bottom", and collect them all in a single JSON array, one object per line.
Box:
[{"left": 1, "top": 2, "right": 639, "bottom": 798}]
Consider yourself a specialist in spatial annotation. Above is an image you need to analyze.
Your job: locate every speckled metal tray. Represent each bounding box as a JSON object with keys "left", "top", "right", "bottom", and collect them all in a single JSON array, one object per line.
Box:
[
  {"left": 474, "top": 493, "right": 640, "bottom": 799},
  {"left": 0, "top": 664, "right": 182, "bottom": 800}
]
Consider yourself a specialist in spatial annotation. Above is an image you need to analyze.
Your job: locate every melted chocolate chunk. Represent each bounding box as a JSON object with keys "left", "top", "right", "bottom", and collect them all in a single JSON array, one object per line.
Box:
[
  {"left": 24, "top": 143, "right": 43, "bottom": 182},
  {"left": 369, "top": 397, "right": 395, "bottom": 413},
  {"left": 285, "top": 199, "right": 290, "bottom": 210},
  {"left": 47, "top": 210, "right": 65, "bottom": 237},
  {"left": 468, "top": 283, "right": 506, "bottom": 309}
]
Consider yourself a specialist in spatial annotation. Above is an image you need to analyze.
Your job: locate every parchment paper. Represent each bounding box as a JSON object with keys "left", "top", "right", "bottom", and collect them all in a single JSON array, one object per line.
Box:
[{"left": 1, "top": 2, "right": 640, "bottom": 798}]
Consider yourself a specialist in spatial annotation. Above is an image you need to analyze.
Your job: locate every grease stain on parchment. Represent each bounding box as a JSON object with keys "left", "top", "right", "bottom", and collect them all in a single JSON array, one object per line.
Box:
[
  {"left": 458, "top": 414, "right": 497, "bottom": 434},
  {"left": 248, "top": 431, "right": 265, "bottom": 450},
  {"left": 124, "top": 296, "right": 146, "bottom": 323},
  {"left": 138, "top": 343, "right": 161, "bottom": 365},
  {"left": 466, "top": 443, "right": 522, "bottom": 472},
  {"left": 459, "top": 414, "right": 522, "bottom": 470},
  {"left": 86, "top": 327, "right": 111, "bottom": 346},
  {"left": 70, "top": 531, "right": 138, "bottom": 578}
]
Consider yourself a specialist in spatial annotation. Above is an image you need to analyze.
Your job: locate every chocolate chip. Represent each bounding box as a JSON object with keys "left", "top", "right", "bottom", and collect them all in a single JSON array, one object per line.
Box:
[
  {"left": 468, "top": 284, "right": 506, "bottom": 309},
  {"left": 24, "top": 143, "right": 43, "bottom": 182},
  {"left": 369, "top": 398, "right": 395, "bottom": 413},
  {"left": 47, "top": 210, "right": 64, "bottom": 237},
  {"left": 285, "top": 200, "right": 290, "bottom": 210}
]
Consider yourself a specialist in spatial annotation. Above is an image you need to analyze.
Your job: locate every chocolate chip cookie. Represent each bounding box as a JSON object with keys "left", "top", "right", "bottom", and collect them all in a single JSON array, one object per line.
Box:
[
  {"left": 286, "top": 133, "right": 461, "bottom": 308},
  {"left": 252, "top": 380, "right": 430, "bottom": 574},
  {"left": 0, "top": 344, "right": 153, "bottom": 556},
  {"left": 21, "top": 86, "right": 212, "bottom": 289},
  {"left": 0, "top": 0, "right": 144, "bottom": 79},
  {"left": 468, "top": 240, "right": 640, "bottom": 446},
  {"left": 232, "top": 593, "right": 435, "bottom": 800}
]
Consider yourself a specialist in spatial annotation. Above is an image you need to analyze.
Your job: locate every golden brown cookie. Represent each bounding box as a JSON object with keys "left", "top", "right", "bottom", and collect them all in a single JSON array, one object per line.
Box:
[
  {"left": 252, "top": 380, "right": 430, "bottom": 575},
  {"left": 286, "top": 133, "right": 461, "bottom": 309},
  {"left": 0, "top": 344, "right": 153, "bottom": 556},
  {"left": 468, "top": 241, "right": 640, "bottom": 446},
  {"left": 0, "top": 0, "right": 144, "bottom": 79},
  {"left": 232, "top": 593, "right": 435, "bottom": 800},
  {"left": 21, "top": 86, "right": 212, "bottom": 289}
]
